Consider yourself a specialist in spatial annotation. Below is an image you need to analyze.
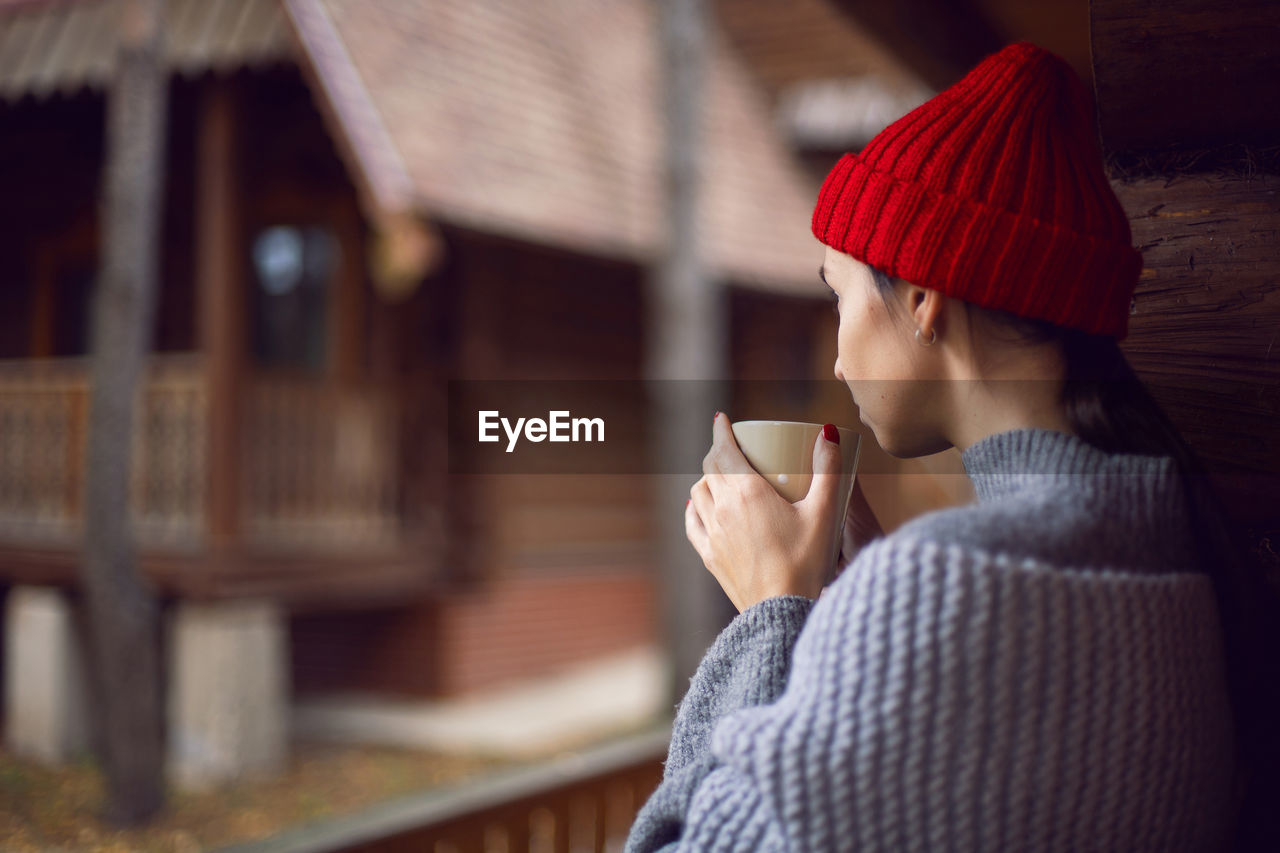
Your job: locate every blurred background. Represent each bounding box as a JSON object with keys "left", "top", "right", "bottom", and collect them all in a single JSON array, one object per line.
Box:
[{"left": 3, "top": 0, "right": 1274, "bottom": 850}]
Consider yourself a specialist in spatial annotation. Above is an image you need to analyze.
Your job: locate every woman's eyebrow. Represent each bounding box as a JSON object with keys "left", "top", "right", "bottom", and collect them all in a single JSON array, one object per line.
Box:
[{"left": 818, "top": 265, "right": 829, "bottom": 286}]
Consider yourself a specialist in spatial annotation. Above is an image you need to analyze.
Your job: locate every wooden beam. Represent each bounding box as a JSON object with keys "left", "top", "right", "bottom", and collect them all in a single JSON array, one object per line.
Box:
[
  {"left": 0, "top": 543, "right": 431, "bottom": 609},
  {"left": 1115, "top": 174, "right": 1280, "bottom": 520},
  {"left": 278, "top": 0, "right": 415, "bottom": 223},
  {"left": 1091, "top": 0, "right": 1280, "bottom": 159},
  {"left": 825, "top": 0, "right": 1005, "bottom": 91},
  {"left": 330, "top": 197, "right": 366, "bottom": 386},
  {"left": 195, "top": 77, "right": 244, "bottom": 547}
]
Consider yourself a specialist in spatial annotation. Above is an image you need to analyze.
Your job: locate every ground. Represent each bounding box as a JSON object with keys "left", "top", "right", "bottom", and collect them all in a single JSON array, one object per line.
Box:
[{"left": 0, "top": 724, "right": 653, "bottom": 853}]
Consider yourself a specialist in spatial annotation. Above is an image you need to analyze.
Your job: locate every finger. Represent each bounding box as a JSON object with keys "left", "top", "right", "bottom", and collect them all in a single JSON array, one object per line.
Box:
[
  {"left": 687, "top": 487, "right": 719, "bottom": 581},
  {"left": 690, "top": 476, "right": 714, "bottom": 530},
  {"left": 703, "top": 412, "right": 756, "bottom": 481},
  {"left": 801, "top": 424, "right": 845, "bottom": 523},
  {"left": 685, "top": 496, "right": 711, "bottom": 561}
]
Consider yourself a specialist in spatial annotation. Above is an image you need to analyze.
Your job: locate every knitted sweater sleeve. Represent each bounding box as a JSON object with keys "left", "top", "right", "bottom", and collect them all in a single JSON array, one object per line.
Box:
[
  {"left": 625, "top": 536, "right": 1237, "bottom": 853},
  {"left": 627, "top": 592, "right": 815, "bottom": 849}
]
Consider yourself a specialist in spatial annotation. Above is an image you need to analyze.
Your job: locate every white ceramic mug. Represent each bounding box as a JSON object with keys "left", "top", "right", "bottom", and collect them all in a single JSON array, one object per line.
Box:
[{"left": 730, "top": 420, "right": 862, "bottom": 570}]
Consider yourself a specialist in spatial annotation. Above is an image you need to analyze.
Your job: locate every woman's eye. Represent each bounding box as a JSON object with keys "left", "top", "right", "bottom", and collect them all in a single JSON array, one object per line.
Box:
[{"left": 829, "top": 291, "right": 840, "bottom": 315}]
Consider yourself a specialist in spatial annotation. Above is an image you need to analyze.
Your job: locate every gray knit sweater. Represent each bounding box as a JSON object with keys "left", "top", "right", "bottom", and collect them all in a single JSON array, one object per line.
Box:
[{"left": 626, "top": 427, "right": 1237, "bottom": 852}]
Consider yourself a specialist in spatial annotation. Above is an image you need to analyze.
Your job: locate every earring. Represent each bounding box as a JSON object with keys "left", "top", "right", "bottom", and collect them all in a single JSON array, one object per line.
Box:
[{"left": 915, "top": 326, "right": 936, "bottom": 346}]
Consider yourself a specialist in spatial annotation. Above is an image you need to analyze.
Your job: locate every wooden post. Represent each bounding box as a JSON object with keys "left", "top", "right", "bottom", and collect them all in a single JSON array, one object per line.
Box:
[
  {"left": 196, "top": 77, "right": 244, "bottom": 547},
  {"left": 440, "top": 243, "right": 504, "bottom": 589},
  {"left": 330, "top": 198, "right": 366, "bottom": 387},
  {"left": 649, "top": 0, "right": 736, "bottom": 707}
]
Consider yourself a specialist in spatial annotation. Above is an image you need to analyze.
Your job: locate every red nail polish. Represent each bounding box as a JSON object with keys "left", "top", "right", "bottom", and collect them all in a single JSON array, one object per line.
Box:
[
  {"left": 686, "top": 498, "right": 691, "bottom": 507},
  {"left": 713, "top": 411, "right": 720, "bottom": 424},
  {"left": 823, "top": 423, "right": 839, "bottom": 444}
]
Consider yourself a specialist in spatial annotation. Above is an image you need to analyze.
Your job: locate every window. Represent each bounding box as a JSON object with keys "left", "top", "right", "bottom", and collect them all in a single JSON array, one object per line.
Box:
[{"left": 249, "top": 225, "right": 338, "bottom": 373}]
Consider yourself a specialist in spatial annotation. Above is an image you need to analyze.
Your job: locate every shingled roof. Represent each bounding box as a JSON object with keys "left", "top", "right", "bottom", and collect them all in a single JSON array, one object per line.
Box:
[
  {"left": 288, "top": 0, "right": 822, "bottom": 293},
  {"left": 0, "top": 0, "right": 823, "bottom": 294},
  {"left": 0, "top": 0, "right": 292, "bottom": 98}
]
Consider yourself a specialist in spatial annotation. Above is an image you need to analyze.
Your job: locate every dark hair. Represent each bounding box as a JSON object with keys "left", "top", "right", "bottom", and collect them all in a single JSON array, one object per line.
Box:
[{"left": 869, "top": 265, "right": 1280, "bottom": 851}]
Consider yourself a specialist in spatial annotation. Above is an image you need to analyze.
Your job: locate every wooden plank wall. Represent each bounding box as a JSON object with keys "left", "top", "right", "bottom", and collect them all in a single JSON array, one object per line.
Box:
[
  {"left": 1092, "top": 4, "right": 1280, "bottom": 845},
  {"left": 1118, "top": 177, "right": 1280, "bottom": 496},
  {"left": 1092, "top": 0, "right": 1280, "bottom": 155},
  {"left": 1091, "top": 0, "right": 1280, "bottom": 553}
]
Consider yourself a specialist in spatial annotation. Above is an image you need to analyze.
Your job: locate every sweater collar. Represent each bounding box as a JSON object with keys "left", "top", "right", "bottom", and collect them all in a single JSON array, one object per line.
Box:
[{"left": 959, "top": 427, "right": 1182, "bottom": 504}]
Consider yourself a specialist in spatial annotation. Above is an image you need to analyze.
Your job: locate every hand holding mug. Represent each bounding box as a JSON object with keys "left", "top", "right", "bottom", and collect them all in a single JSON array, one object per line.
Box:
[{"left": 685, "top": 415, "right": 861, "bottom": 613}]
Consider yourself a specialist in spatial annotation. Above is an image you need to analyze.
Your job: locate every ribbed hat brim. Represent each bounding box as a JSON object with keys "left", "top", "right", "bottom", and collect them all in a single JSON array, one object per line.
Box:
[{"left": 810, "top": 42, "right": 1144, "bottom": 339}]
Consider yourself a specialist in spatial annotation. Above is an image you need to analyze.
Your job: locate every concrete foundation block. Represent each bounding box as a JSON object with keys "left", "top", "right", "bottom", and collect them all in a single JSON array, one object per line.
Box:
[
  {"left": 166, "top": 599, "right": 288, "bottom": 790},
  {"left": 4, "top": 586, "right": 92, "bottom": 764}
]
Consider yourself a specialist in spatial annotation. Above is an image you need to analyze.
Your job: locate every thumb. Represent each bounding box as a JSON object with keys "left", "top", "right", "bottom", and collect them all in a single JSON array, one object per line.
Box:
[{"left": 803, "top": 423, "right": 844, "bottom": 518}]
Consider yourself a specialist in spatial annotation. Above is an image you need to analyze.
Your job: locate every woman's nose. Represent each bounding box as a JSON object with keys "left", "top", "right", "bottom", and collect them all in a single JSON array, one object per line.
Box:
[{"left": 833, "top": 358, "right": 844, "bottom": 382}]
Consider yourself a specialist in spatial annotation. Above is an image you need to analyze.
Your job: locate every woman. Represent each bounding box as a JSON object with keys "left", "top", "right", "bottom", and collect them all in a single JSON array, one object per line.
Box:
[{"left": 625, "top": 42, "right": 1257, "bottom": 852}]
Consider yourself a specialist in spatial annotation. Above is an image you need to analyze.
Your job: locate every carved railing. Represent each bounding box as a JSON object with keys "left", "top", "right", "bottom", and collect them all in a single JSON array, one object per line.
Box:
[
  {"left": 0, "top": 357, "right": 401, "bottom": 553},
  {"left": 241, "top": 375, "right": 400, "bottom": 551},
  {"left": 0, "top": 354, "right": 206, "bottom": 546}
]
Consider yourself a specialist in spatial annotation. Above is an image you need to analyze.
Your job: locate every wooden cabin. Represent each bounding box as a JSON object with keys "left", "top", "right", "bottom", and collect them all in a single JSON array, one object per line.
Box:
[{"left": 0, "top": 0, "right": 860, "bottom": 765}]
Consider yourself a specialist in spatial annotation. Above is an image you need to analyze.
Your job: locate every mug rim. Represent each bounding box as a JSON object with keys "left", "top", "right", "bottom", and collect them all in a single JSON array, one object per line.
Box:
[{"left": 731, "top": 419, "right": 858, "bottom": 435}]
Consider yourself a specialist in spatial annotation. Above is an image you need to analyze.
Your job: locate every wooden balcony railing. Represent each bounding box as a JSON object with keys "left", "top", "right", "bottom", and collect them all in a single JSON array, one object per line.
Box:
[
  {"left": 242, "top": 375, "right": 400, "bottom": 551},
  {"left": 0, "top": 354, "right": 206, "bottom": 547},
  {"left": 0, "top": 356, "right": 401, "bottom": 554},
  {"left": 226, "top": 725, "right": 670, "bottom": 853}
]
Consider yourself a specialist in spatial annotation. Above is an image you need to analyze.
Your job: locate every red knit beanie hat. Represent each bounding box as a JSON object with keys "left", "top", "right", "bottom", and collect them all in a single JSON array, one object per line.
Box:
[{"left": 811, "top": 41, "right": 1142, "bottom": 339}]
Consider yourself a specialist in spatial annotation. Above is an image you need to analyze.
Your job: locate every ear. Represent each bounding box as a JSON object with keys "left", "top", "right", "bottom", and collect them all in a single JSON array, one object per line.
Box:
[{"left": 907, "top": 285, "right": 946, "bottom": 338}]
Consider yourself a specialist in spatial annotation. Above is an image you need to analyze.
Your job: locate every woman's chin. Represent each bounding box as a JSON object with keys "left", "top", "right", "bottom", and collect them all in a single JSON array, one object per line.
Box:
[
  {"left": 857, "top": 412, "right": 891, "bottom": 453},
  {"left": 860, "top": 416, "right": 914, "bottom": 458},
  {"left": 878, "top": 429, "right": 952, "bottom": 459}
]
